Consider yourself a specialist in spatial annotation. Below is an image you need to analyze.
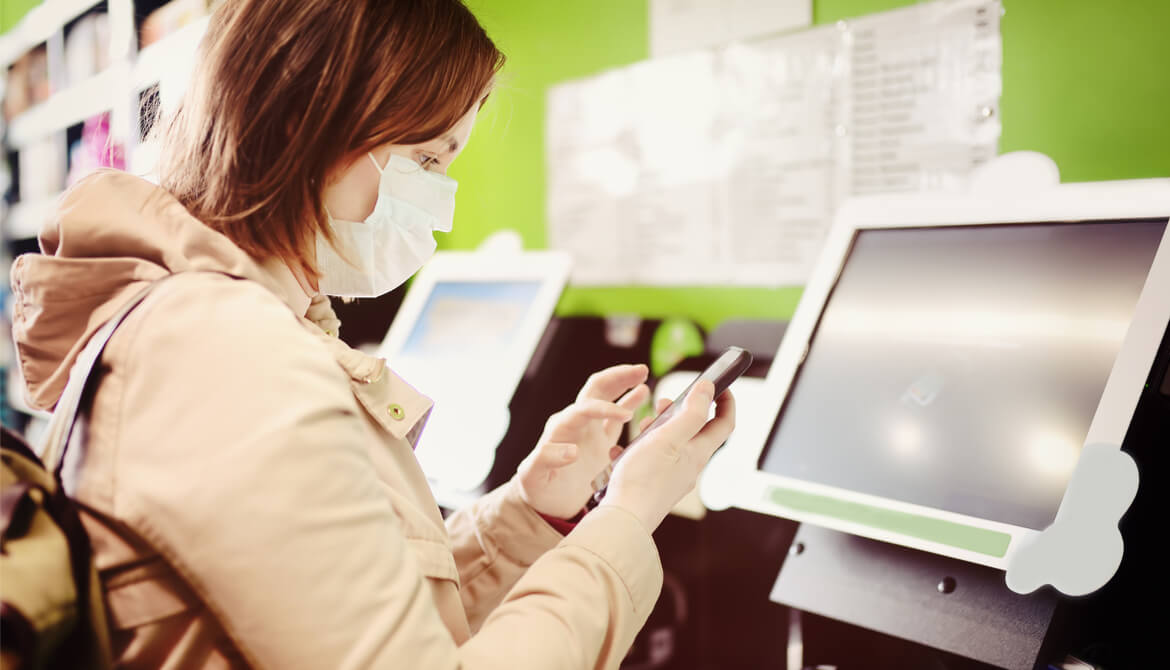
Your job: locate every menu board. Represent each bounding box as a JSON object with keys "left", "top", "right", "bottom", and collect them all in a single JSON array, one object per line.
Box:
[{"left": 546, "top": 0, "right": 1002, "bottom": 286}]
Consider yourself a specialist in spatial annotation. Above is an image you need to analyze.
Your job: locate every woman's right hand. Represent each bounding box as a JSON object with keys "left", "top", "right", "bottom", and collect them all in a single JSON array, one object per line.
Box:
[{"left": 599, "top": 380, "right": 735, "bottom": 532}]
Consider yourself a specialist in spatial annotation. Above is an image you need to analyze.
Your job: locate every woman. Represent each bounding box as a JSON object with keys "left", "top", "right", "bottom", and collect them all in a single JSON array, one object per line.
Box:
[{"left": 10, "top": 0, "right": 735, "bottom": 667}]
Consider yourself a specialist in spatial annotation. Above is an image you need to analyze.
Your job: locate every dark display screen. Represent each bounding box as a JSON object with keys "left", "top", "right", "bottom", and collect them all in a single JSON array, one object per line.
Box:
[{"left": 759, "top": 220, "right": 1165, "bottom": 530}]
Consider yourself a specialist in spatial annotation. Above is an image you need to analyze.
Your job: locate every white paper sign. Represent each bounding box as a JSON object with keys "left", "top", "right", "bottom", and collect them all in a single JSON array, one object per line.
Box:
[
  {"left": 650, "top": 0, "right": 813, "bottom": 56},
  {"left": 843, "top": 0, "right": 1001, "bottom": 195},
  {"left": 548, "top": 0, "right": 1002, "bottom": 287}
]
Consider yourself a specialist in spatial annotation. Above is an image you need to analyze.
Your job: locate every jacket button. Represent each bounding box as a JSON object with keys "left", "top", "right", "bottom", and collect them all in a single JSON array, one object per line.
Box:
[{"left": 387, "top": 404, "right": 405, "bottom": 421}]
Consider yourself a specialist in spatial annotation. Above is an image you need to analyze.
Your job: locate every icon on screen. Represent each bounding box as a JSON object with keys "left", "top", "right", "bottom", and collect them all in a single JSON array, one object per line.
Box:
[{"left": 901, "top": 371, "right": 945, "bottom": 407}]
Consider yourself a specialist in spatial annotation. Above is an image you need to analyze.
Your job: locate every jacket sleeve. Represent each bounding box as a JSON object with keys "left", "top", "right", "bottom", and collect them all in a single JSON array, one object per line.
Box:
[
  {"left": 445, "top": 477, "right": 567, "bottom": 632},
  {"left": 111, "top": 276, "right": 663, "bottom": 670}
]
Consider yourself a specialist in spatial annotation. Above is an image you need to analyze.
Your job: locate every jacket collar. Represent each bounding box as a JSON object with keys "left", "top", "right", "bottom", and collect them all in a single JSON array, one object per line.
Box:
[
  {"left": 308, "top": 327, "right": 434, "bottom": 443},
  {"left": 259, "top": 257, "right": 313, "bottom": 320}
]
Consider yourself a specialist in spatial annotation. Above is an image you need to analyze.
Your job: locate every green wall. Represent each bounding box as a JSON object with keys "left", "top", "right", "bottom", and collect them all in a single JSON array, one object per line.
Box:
[
  {"left": 998, "top": 0, "right": 1170, "bottom": 182},
  {"left": 1, "top": 0, "right": 39, "bottom": 33},
  {"left": 454, "top": 0, "right": 1170, "bottom": 331},
  {"left": 6, "top": 0, "right": 1168, "bottom": 329}
]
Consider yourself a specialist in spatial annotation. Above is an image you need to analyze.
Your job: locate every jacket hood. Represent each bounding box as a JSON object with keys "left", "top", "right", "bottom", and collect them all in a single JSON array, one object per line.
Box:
[{"left": 10, "top": 169, "right": 308, "bottom": 411}]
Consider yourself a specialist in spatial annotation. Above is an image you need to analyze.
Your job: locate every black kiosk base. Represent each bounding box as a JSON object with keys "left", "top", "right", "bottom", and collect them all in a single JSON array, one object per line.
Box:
[{"left": 771, "top": 524, "right": 1060, "bottom": 670}]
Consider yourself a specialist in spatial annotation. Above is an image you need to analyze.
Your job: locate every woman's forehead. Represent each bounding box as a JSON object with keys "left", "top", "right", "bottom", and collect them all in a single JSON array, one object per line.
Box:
[{"left": 441, "top": 105, "right": 479, "bottom": 149}]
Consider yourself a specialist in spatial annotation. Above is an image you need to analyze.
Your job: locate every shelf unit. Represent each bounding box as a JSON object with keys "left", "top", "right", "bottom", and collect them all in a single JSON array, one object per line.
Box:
[
  {"left": 0, "top": 0, "right": 120, "bottom": 68},
  {"left": 6, "top": 194, "right": 57, "bottom": 238},
  {"left": 2, "top": 1, "right": 209, "bottom": 427},
  {"left": 7, "top": 61, "right": 129, "bottom": 149},
  {"left": 2, "top": 0, "right": 209, "bottom": 242}
]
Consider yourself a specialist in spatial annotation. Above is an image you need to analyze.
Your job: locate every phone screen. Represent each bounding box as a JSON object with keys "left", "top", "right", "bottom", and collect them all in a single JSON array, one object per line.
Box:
[{"left": 587, "top": 346, "right": 752, "bottom": 508}]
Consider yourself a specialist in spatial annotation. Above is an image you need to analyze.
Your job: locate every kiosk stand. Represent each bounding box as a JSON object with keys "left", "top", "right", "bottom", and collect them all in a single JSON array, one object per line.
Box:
[{"left": 772, "top": 524, "right": 1059, "bottom": 670}]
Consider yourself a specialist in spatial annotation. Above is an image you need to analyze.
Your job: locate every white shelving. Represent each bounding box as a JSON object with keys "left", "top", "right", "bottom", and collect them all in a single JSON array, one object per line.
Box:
[
  {"left": 6, "top": 195, "right": 60, "bottom": 240},
  {"left": 5, "top": 16, "right": 210, "bottom": 154},
  {"left": 3, "top": 2, "right": 209, "bottom": 241},
  {"left": 0, "top": 0, "right": 106, "bottom": 68},
  {"left": 7, "top": 61, "right": 130, "bottom": 150},
  {"left": 130, "top": 138, "right": 161, "bottom": 177},
  {"left": 133, "top": 15, "right": 208, "bottom": 90}
]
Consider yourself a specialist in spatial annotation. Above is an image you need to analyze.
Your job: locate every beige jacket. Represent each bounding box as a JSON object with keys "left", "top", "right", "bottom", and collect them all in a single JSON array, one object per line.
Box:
[{"left": 10, "top": 170, "right": 662, "bottom": 669}]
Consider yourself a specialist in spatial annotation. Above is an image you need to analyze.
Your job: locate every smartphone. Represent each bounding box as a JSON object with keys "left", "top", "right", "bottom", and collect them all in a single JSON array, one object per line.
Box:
[{"left": 586, "top": 346, "right": 753, "bottom": 510}]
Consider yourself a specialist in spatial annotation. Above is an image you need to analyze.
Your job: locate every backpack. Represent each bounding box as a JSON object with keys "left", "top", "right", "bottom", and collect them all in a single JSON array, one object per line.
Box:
[{"left": 2, "top": 282, "right": 158, "bottom": 670}]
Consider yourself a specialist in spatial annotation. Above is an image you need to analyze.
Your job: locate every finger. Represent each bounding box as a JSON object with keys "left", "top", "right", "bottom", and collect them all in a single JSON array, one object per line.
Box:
[
  {"left": 615, "top": 383, "right": 651, "bottom": 412},
  {"left": 609, "top": 445, "right": 624, "bottom": 461},
  {"left": 531, "top": 441, "right": 578, "bottom": 470},
  {"left": 556, "top": 398, "right": 634, "bottom": 432},
  {"left": 606, "top": 383, "right": 652, "bottom": 434},
  {"left": 651, "top": 380, "right": 717, "bottom": 444},
  {"left": 635, "top": 397, "right": 675, "bottom": 434},
  {"left": 578, "top": 364, "right": 650, "bottom": 402},
  {"left": 689, "top": 390, "right": 737, "bottom": 459}
]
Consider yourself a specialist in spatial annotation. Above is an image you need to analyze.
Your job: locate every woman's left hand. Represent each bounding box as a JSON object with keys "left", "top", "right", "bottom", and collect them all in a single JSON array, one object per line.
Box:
[{"left": 517, "top": 364, "right": 651, "bottom": 520}]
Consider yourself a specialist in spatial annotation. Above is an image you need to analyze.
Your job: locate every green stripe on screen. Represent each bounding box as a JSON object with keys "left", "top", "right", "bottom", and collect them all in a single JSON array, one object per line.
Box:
[{"left": 766, "top": 486, "right": 1012, "bottom": 558}]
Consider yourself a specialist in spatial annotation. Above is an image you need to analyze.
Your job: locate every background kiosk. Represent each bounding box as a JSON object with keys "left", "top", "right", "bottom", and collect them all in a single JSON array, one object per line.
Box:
[{"left": 376, "top": 246, "right": 571, "bottom": 509}]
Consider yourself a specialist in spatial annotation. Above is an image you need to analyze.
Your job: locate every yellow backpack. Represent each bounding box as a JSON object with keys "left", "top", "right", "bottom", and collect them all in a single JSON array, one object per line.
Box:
[
  {"left": 1, "top": 426, "right": 112, "bottom": 670},
  {"left": 2, "top": 283, "right": 156, "bottom": 669}
]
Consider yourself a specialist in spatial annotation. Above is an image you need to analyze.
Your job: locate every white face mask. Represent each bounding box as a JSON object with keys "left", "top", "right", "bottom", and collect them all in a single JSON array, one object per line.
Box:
[{"left": 317, "top": 152, "right": 457, "bottom": 298}]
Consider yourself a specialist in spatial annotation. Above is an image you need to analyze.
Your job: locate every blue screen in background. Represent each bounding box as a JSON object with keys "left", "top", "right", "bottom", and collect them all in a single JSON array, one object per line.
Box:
[{"left": 401, "top": 281, "right": 543, "bottom": 358}]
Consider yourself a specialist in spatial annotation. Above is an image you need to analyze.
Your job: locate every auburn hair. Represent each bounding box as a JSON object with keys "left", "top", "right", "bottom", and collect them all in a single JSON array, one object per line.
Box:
[{"left": 156, "top": 0, "right": 504, "bottom": 282}]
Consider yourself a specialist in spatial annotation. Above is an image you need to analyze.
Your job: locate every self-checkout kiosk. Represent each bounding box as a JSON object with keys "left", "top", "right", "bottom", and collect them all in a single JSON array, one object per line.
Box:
[
  {"left": 376, "top": 242, "right": 572, "bottom": 509},
  {"left": 701, "top": 154, "right": 1170, "bottom": 669}
]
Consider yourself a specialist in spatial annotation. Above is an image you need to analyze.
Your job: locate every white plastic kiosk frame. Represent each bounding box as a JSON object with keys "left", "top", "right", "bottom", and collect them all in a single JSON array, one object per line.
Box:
[
  {"left": 377, "top": 249, "right": 572, "bottom": 505},
  {"left": 701, "top": 178, "right": 1170, "bottom": 596}
]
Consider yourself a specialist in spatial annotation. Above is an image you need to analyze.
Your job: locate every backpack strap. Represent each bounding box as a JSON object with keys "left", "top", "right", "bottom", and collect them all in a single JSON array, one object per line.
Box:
[{"left": 39, "top": 280, "right": 164, "bottom": 478}]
